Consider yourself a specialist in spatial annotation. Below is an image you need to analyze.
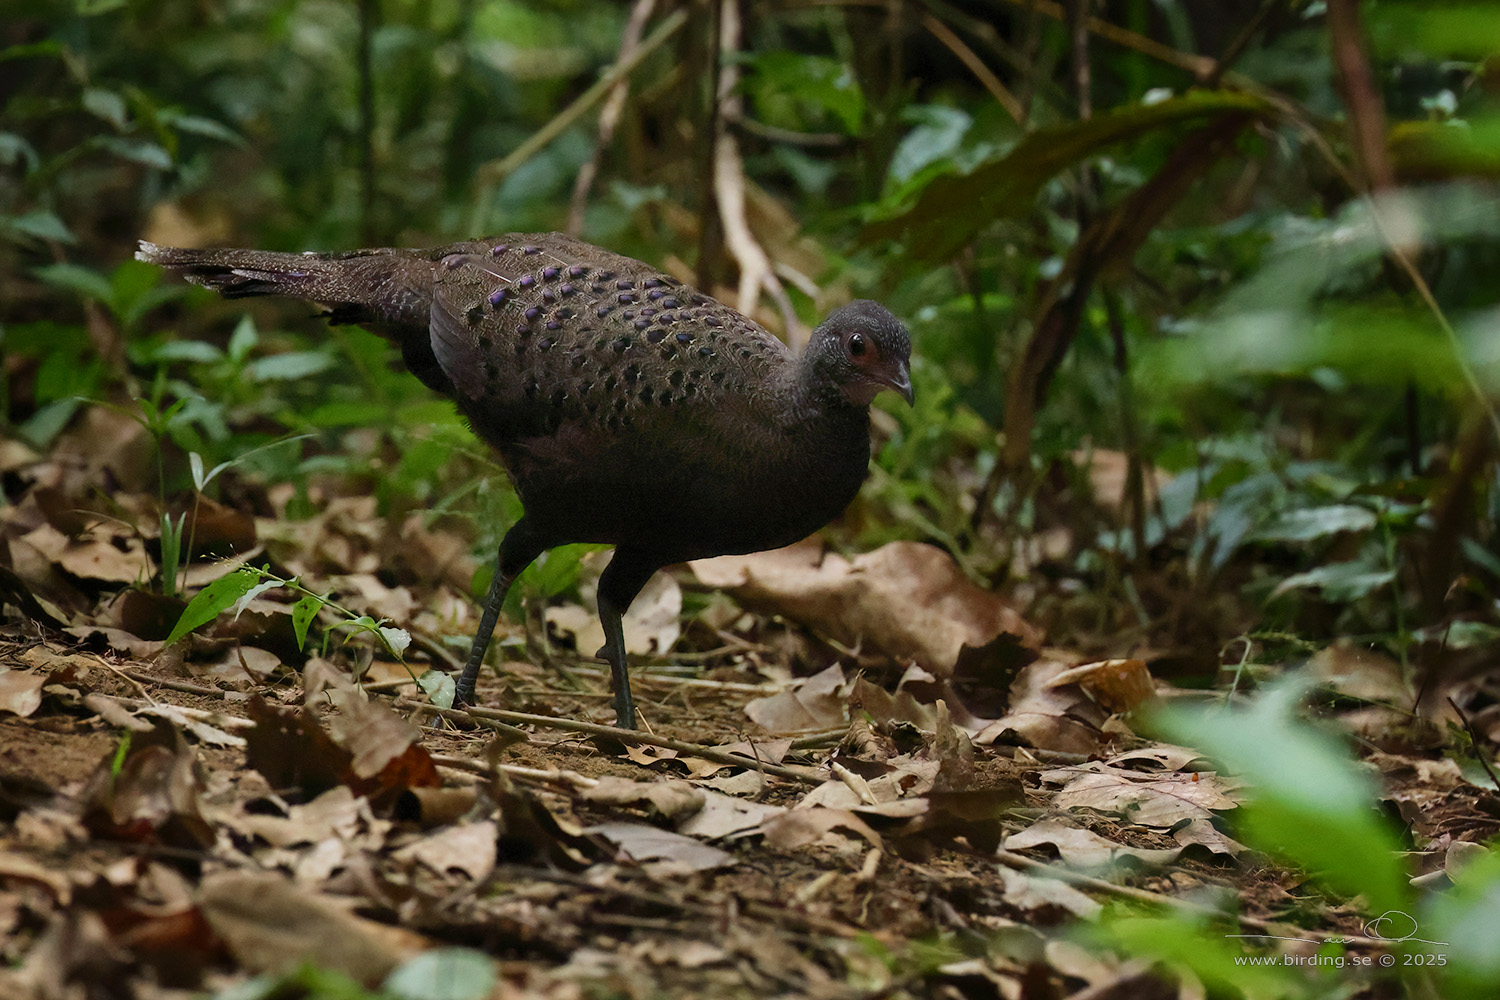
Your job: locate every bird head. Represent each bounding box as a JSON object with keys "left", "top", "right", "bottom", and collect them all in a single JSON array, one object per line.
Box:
[{"left": 814, "top": 300, "right": 914, "bottom": 407}]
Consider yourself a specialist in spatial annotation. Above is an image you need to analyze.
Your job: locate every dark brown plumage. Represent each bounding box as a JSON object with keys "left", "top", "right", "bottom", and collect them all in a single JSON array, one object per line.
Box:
[{"left": 138, "top": 233, "right": 913, "bottom": 727}]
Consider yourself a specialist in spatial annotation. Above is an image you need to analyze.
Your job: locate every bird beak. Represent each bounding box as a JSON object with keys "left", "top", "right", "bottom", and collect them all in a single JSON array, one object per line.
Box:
[{"left": 885, "top": 364, "right": 914, "bottom": 406}]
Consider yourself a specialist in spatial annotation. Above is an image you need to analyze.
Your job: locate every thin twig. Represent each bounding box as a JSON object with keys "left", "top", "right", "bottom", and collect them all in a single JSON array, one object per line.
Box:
[
  {"left": 560, "top": 660, "right": 783, "bottom": 694},
  {"left": 123, "top": 669, "right": 232, "bottom": 699},
  {"left": 568, "top": 0, "right": 658, "bottom": 234},
  {"left": 468, "top": 8, "right": 689, "bottom": 232},
  {"left": 395, "top": 697, "right": 824, "bottom": 784},
  {"left": 94, "top": 692, "right": 253, "bottom": 730},
  {"left": 1446, "top": 697, "right": 1500, "bottom": 790},
  {"left": 919, "top": 14, "right": 1023, "bottom": 124},
  {"left": 711, "top": 0, "right": 804, "bottom": 347}
]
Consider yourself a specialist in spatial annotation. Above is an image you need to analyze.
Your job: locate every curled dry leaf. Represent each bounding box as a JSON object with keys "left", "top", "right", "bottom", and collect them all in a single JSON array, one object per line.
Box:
[
  {"left": 685, "top": 738, "right": 793, "bottom": 778},
  {"left": 676, "top": 791, "right": 786, "bottom": 840},
  {"left": 972, "top": 657, "right": 1110, "bottom": 754},
  {"left": 744, "top": 662, "right": 849, "bottom": 733},
  {"left": 50, "top": 406, "right": 154, "bottom": 493},
  {"left": 328, "top": 696, "right": 437, "bottom": 789},
  {"left": 326, "top": 573, "right": 416, "bottom": 625},
  {"left": 183, "top": 496, "right": 257, "bottom": 555},
  {"left": 225, "top": 785, "right": 382, "bottom": 851},
  {"left": 1308, "top": 642, "right": 1406, "bottom": 704},
  {"left": 891, "top": 787, "right": 1025, "bottom": 854},
  {"left": 692, "top": 540, "right": 1040, "bottom": 679},
  {"left": 244, "top": 697, "right": 352, "bottom": 801},
  {"left": 398, "top": 786, "right": 479, "bottom": 827},
  {"left": 392, "top": 512, "right": 477, "bottom": 591},
  {"left": 1172, "top": 817, "right": 1246, "bottom": 858},
  {"left": 109, "top": 589, "right": 186, "bottom": 643},
  {"left": 1045, "top": 658, "right": 1157, "bottom": 715}
]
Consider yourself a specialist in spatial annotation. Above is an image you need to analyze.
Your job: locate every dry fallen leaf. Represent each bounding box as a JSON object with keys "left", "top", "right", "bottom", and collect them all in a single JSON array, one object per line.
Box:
[
  {"left": 199, "top": 871, "right": 424, "bottom": 985},
  {"left": 393, "top": 820, "right": 499, "bottom": 881},
  {"left": 23, "top": 523, "right": 154, "bottom": 585},
  {"left": 757, "top": 807, "right": 884, "bottom": 853},
  {"left": 1004, "top": 819, "right": 1180, "bottom": 870},
  {"left": 0, "top": 669, "right": 49, "bottom": 718},
  {"left": 744, "top": 662, "right": 849, "bottom": 732},
  {"left": 1045, "top": 658, "right": 1157, "bottom": 715},
  {"left": 997, "top": 866, "right": 1103, "bottom": 920},
  {"left": 585, "top": 821, "right": 734, "bottom": 875},
  {"left": 692, "top": 540, "right": 1040, "bottom": 678},
  {"left": 547, "top": 570, "right": 682, "bottom": 657},
  {"left": 1042, "top": 762, "right": 1239, "bottom": 828},
  {"left": 972, "top": 656, "right": 1109, "bottom": 753}
]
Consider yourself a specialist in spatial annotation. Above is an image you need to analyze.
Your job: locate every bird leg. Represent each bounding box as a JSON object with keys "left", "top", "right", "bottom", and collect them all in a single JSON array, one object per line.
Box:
[
  {"left": 594, "top": 550, "right": 661, "bottom": 729},
  {"left": 454, "top": 519, "right": 544, "bottom": 706}
]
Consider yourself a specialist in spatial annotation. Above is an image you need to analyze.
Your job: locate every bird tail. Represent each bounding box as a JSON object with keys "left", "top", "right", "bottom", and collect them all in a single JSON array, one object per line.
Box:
[{"left": 135, "top": 241, "right": 429, "bottom": 328}]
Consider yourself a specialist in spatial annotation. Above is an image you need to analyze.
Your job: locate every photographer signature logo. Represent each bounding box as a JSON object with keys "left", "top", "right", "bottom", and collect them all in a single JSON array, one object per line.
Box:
[{"left": 1226, "top": 909, "right": 1449, "bottom": 948}]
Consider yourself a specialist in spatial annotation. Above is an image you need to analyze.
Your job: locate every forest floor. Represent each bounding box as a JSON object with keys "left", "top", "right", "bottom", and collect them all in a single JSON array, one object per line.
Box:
[{"left": 1, "top": 409, "right": 1496, "bottom": 1000}]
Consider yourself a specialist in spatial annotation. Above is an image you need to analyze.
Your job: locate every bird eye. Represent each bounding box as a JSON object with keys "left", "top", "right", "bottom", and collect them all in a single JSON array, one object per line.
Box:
[{"left": 847, "top": 332, "right": 867, "bottom": 357}]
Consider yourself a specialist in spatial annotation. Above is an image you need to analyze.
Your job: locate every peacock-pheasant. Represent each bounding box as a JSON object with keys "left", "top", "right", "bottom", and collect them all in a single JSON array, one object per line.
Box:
[{"left": 138, "top": 233, "right": 913, "bottom": 728}]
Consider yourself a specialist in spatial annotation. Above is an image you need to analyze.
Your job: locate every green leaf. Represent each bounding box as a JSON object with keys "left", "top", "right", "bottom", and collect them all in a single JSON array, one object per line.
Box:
[
  {"left": 379, "top": 627, "right": 411, "bottom": 659},
  {"left": 302, "top": 400, "right": 391, "bottom": 426},
  {"left": 228, "top": 315, "right": 259, "bottom": 363},
  {"left": 865, "top": 89, "right": 1272, "bottom": 260},
  {"left": 0, "top": 40, "right": 65, "bottom": 65},
  {"left": 0, "top": 132, "right": 40, "bottom": 173},
  {"left": 97, "top": 136, "right": 173, "bottom": 170},
  {"left": 82, "top": 87, "right": 128, "bottom": 129},
  {"left": 231, "top": 579, "right": 281, "bottom": 619},
  {"left": 34, "top": 262, "right": 112, "bottom": 302},
  {"left": 1371, "top": 3, "right": 1500, "bottom": 60},
  {"left": 109, "top": 258, "right": 183, "bottom": 330},
  {"left": 159, "top": 511, "right": 186, "bottom": 596},
  {"left": 418, "top": 669, "right": 455, "bottom": 709},
  {"left": 1253, "top": 504, "right": 1377, "bottom": 543},
  {"left": 886, "top": 105, "right": 974, "bottom": 187},
  {"left": 1421, "top": 849, "right": 1500, "bottom": 993},
  {"left": 159, "top": 111, "right": 243, "bottom": 145},
  {"left": 1271, "top": 562, "right": 1395, "bottom": 602},
  {"left": 383, "top": 948, "right": 495, "bottom": 1000},
  {"left": 291, "top": 594, "right": 324, "bottom": 650},
  {"left": 748, "top": 52, "right": 866, "bottom": 136},
  {"left": 245, "top": 350, "right": 335, "bottom": 382},
  {"left": 1152, "top": 676, "right": 1410, "bottom": 914},
  {"left": 1419, "top": 620, "right": 1500, "bottom": 650},
  {"left": 1090, "top": 910, "right": 1306, "bottom": 998},
  {"left": 143, "top": 339, "right": 225, "bottom": 365},
  {"left": 18, "top": 398, "right": 81, "bottom": 449},
  {"left": 167, "top": 569, "right": 261, "bottom": 645},
  {"left": 3, "top": 209, "right": 74, "bottom": 243}
]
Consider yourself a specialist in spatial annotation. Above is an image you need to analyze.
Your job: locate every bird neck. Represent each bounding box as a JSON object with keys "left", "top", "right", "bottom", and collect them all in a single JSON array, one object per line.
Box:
[{"left": 787, "top": 335, "right": 860, "bottom": 420}]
